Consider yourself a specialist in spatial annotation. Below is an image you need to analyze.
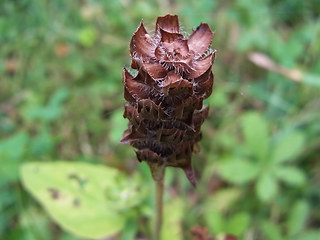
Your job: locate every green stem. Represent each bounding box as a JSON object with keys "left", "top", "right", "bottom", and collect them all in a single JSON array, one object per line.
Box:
[{"left": 154, "top": 177, "right": 164, "bottom": 240}]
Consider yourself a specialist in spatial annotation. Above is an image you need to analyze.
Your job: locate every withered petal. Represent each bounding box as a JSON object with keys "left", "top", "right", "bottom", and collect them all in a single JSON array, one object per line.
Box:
[
  {"left": 188, "top": 23, "right": 214, "bottom": 57},
  {"left": 167, "top": 142, "right": 194, "bottom": 165},
  {"left": 162, "top": 61, "right": 194, "bottom": 75},
  {"left": 180, "top": 107, "right": 194, "bottom": 124},
  {"left": 173, "top": 39, "right": 190, "bottom": 57},
  {"left": 186, "top": 52, "right": 215, "bottom": 79},
  {"left": 131, "top": 139, "right": 175, "bottom": 156},
  {"left": 130, "top": 58, "right": 139, "bottom": 70},
  {"left": 132, "top": 55, "right": 167, "bottom": 79},
  {"left": 183, "top": 95, "right": 203, "bottom": 111},
  {"left": 138, "top": 99, "right": 166, "bottom": 119},
  {"left": 161, "top": 71, "right": 181, "bottom": 87},
  {"left": 136, "top": 149, "right": 162, "bottom": 163},
  {"left": 124, "top": 87, "right": 136, "bottom": 103},
  {"left": 156, "top": 14, "right": 180, "bottom": 34},
  {"left": 130, "top": 22, "right": 156, "bottom": 58},
  {"left": 194, "top": 71, "right": 214, "bottom": 98},
  {"left": 142, "top": 118, "right": 194, "bottom": 132},
  {"left": 120, "top": 127, "right": 144, "bottom": 143},
  {"left": 159, "top": 28, "right": 184, "bottom": 43},
  {"left": 183, "top": 165, "right": 197, "bottom": 187},
  {"left": 132, "top": 70, "right": 156, "bottom": 86},
  {"left": 193, "top": 67, "right": 211, "bottom": 83},
  {"left": 123, "top": 105, "right": 140, "bottom": 126},
  {"left": 123, "top": 68, "right": 151, "bottom": 101},
  {"left": 166, "top": 79, "right": 193, "bottom": 97},
  {"left": 160, "top": 128, "right": 184, "bottom": 144},
  {"left": 192, "top": 106, "right": 209, "bottom": 130},
  {"left": 142, "top": 61, "right": 167, "bottom": 79},
  {"left": 155, "top": 42, "right": 190, "bottom": 61}
]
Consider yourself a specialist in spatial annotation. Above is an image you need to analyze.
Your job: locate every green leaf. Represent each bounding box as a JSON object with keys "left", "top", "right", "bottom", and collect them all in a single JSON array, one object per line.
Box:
[
  {"left": 226, "top": 212, "right": 250, "bottom": 236},
  {"left": 121, "top": 219, "right": 138, "bottom": 240},
  {"left": 256, "top": 173, "right": 278, "bottom": 202},
  {"left": 205, "top": 188, "right": 241, "bottom": 212},
  {"left": 219, "top": 159, "right": 259, "bottom": 184},
  {"left": 48, "top": 87, "right": 69, "bottom": 107},
  {"left": 272, "top": 132, "right": 305, "bottom": 163},
  {"left": 0, "top": 132, "right": 29, "bottom": 185},
  {"left": 241, "top": 112, "right": 270, "bottom": 161},
  {"left": 23, "top": 88, "right": 69, "bottom": 122},
  {"left": 30, "top": 127, "right": 54, "bottom": 156},
  {"left": 20, "top": 161, "right": 141, "bottom": 239},
  {"left": 261, "top": 221, "right": 283, "bottom": 240},
  {"left": 204, "top": 209, "right": 224, "bottom": 235},
  {"left": 274, "top": 166, "right": 306, "bottom": 186},
  {"left": 287, "top": 200, "right": 309, "bottom": 237},
  {"left": 0, "top": 131, "right": 28, "bottom": 160}
]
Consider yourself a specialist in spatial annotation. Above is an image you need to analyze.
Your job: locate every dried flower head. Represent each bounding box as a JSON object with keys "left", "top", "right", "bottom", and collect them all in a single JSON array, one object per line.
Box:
[{"left": 121, "top": 14, "right": 215, "bottom": 185}]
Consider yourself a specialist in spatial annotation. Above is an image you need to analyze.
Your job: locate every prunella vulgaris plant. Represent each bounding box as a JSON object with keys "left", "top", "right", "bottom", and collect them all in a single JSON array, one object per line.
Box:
[{"left": 121, "top": 14, "right": 215, "bottom": 186}]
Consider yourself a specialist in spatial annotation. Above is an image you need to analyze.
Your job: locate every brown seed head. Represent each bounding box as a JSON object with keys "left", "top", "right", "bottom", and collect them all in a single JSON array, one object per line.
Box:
[{"left": 122, "top": 14, "right": 215, "bottom": 185}]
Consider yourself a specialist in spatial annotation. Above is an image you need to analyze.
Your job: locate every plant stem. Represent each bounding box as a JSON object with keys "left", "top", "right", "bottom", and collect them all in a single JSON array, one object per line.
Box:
[{"left": 154, "top": 177, "right": 164, "bottom": 240}]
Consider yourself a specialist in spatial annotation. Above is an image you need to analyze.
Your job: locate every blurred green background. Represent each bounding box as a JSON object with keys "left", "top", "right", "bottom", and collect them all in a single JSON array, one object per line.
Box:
[{"left": 1, "top": 0, "right": 320, "bottom": 239}]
